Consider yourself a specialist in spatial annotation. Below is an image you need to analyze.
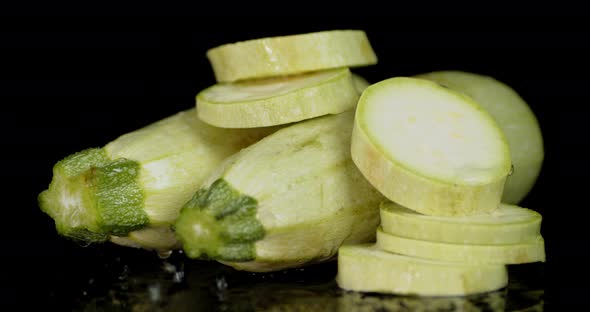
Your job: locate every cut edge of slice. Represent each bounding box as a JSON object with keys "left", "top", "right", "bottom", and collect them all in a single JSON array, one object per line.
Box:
[
  {"left": 337, "top": 244, "right": 508, "bottom": 296},
  {"left": 206, "top": 30, "right": 378, "bottom": 82},
  {"left": 351, "top": 77, "right": 511, "bottom": 216},
  {"left": 197, "top": 68, "right": 358, "bottom": 128},
  {"left": 380, "top": 201, "right": 542, "bottom": 244},
  {"left": 376, "top": 227, "right": 546, "bottom": 265}
]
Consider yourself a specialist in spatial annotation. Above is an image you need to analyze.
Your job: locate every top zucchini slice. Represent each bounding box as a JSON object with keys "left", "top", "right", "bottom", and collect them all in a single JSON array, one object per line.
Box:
[{"left": 206, "top": 30, "right": 377, "bottom": 82}]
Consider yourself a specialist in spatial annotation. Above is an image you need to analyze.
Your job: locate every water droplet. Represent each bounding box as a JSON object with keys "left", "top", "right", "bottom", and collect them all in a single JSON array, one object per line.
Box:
[
  {"left": 88, "top": 278, "right": 94, "bottom": 285},
  {"left": 118, "top": 265, "right": 129, "bottom": 280},
  {"left": 173, "top": 270, "right": 184, "bottom": 283},
  {"left": 82, "top": 291, "right": 87, "bottom": 296},
  {"left": 216, "top": 276, "right": 228, "bottom": 291},
  {"left": 157, "top": 250, "right": 173, "bottom": 259},
  {"left": 162, "top": 262, "right": 176, "bottom": 273},
  {"left": 148, "top": 283, "right": 161, "bottom": 302}
]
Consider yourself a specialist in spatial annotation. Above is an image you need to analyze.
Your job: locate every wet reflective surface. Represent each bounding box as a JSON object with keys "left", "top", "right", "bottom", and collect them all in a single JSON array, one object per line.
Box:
[{"left": 39, "top": 245, "right": 544, "bottom": 311}]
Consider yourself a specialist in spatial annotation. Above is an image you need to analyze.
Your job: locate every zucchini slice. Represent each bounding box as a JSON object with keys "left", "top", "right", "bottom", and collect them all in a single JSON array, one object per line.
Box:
[
  {"left": 376, "top": 228, "right": 545, "bottom": 264},
  {"left": 380, "top": 201, "right": 542, "bottom": 245},
  {"left": 416, "top": 71, "right": 544, "bottom": 204},
  {"left": 337, "top": 244, "right": 508, "bottom": 296},
  {"left": 206, "top": 30, "right": 377, "bottom": 82},
  {"left": 351, "top": 77, "right": 511, "bottom": 216},
  {"left": 197, "top": 68, "right": 358, "bottom": 128}
]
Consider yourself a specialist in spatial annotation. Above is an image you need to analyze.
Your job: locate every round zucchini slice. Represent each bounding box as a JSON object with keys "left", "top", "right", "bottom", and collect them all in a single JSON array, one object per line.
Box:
[
  {"left": 207, "top": 30, "right": 377, "bottom": 82},
  {"left": 337, "top": 244, "right": 508, "bottom": 296},
  {"left": 197, "top": 68, "right": 358, "bottom": 128},
  {"left": 416, "top": 71, "right": 544, "bottom": 204},
  {"left": 380, "top": 201, "right": 542, "bottom": 244},
  {"left": 376, "top": 228, "right": 546, "bottom": 265},
  {"left": 351, "top": 77, "right": 511, "bottom": 216}
]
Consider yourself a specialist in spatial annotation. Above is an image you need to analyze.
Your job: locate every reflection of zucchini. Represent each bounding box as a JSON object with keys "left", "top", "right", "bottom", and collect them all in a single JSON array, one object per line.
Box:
[
  {"left": 337, "top": 245, "right": 508, "bottom": 296},
  {"left": 351, "top": 77, "right": 511, "bottom": 216},
  {"left": 197, "top": 68, "right": 358, "bottom": 128},
  {"left": 376, "top": 227, "right": 545, "bottom": 264},
  {"left": 416, "top": 71, "right": 544, "bottom": 204},
  {"left": 175, "top": 112, "right": 385, "bottom": 271},
  {"left": 380, "top": 201, "right": 542, "bottom": 245},
  {"left": 206, "top": 30, "right": 377, "bottom": 82},
  {"left": 39, "top": 109, "right": 276, "bottom": 248}
]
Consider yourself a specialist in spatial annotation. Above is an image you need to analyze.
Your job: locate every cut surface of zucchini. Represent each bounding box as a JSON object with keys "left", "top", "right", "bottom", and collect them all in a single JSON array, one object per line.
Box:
[
  {"left": 337, "top": 244, "right": 508, "bottom": 296},
  {"left": 376, "top": 228, "right": 545, "bottom": 264},
  {"left": 197, "top": 68, "right": 358, "bottom": 128},
  {"left": 416, "top": 71, "right": 544, "bottom": 204},
  {"left": 380, "top": 201, "right": 542, "bottom": 244},
  {"left": 351, "top": 77, "right": 511, "bottom": 216},
  {"left": 207, "top": 30, "right": 377, "bottom": 82}
]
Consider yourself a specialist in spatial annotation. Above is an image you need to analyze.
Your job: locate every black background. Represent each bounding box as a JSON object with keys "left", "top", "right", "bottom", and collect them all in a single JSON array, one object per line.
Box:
[{"left": 2, "top": 12, "right": 589, "bottom": 309}]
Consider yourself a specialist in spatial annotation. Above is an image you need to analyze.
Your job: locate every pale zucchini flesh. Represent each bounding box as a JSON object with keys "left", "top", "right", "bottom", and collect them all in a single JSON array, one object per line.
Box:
[
  {"left": 39, "top": 109, "right": 276, "bottom": 246},
  {"left": 376, "top": 228, "right": 546, "bottom": 264},
  {"left": 206, "top": 30, "right": 378, "bottom": 82},
  {"left": 197, "top": 68, "right": 358, "bottom": 128},
  {"left": 380, "top": 201, "right": 542, "bottom": 245},
  {"left": 175, "top": 112, "right": 385, "bottom": 271},
  {"left": 337, "top": 245, "right": 508, "bottom": 296},
  {"left": 351, "top": 77, "right": 511, "bottom": 216},
  {"left": 415, "top": 71, "right": 544, "bottom": 204}
]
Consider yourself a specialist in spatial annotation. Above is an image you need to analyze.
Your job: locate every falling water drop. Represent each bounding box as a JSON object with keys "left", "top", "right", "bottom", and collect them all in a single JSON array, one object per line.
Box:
[{"left": 157, "top": 250, "right": 173, "bottom": 259}]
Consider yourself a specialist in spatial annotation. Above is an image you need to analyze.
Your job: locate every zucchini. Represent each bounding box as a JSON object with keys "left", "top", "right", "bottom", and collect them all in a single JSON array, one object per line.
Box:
[
  {"left": 352, "top": 73, "right": 370, "bottom": 94},
  {"left": 175, "top": 112, "right": 385, "bottom": 271},
  {"left": 351, "top": 77, "right": 511, "bottom": 216},
  {"left": 39, "top": 109, "right": 276, "bottom": 247},
  {"left": 197, "top": 68, "right": 358, "bottom": 128},
  {"left": 206, "top": 30, "right": 377, "bottom": 82},
  {"left": 416, "top": 71, "right": 544, "bottom": 204},
  {"left": 376, "top": 227, "right": 545, "bottom": 264},
  {"left": 337, "top": 244, "right": 508, "bottom": 296},
  {"left": 380, "top": 201, "right": 542, "bottom": 245}
]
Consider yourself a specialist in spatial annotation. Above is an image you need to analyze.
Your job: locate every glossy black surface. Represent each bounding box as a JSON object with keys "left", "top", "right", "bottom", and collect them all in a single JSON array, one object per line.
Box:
[{"left": 39, "top": 245, "right": 545, "bottom": 311}]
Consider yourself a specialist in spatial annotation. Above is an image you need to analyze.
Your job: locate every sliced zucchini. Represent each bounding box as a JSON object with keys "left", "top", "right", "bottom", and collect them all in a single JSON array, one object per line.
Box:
[
  {"left": 351, "top": 77, "right": 511, "bottom": 216},
  {"left": 206, "top": 30, "right": 378, "bottom": 82},
  {"left": 337, "top": 244, "right": 508, "bottom": 296},
  {"left": 197, "top": 68, "right": 358, "bottom": 128},
  {"left": 380, "top": 201, "right": 542, "bottom": 244},
  {"left": 416, "top": 71, "right": 544, "bottom": 204},
  {"left": 376, "top": 228, "right": 545, "bottom": 264},
  {"left": 39, "top": 109, "right": 277, "bottom": 246},
  {"left": 175, "top": 112, "right": 385, "bottom": 272}
]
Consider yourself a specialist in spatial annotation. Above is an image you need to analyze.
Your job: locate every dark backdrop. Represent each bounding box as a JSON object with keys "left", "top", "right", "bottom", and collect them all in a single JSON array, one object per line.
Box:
[{"left": 2, "top": 14, "right": 588, "bottom": 308}]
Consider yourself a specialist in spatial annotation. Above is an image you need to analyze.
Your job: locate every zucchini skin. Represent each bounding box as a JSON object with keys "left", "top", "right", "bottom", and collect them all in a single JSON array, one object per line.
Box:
[{"left": 176, "top": 112, "right": 385, "bottom": 271}]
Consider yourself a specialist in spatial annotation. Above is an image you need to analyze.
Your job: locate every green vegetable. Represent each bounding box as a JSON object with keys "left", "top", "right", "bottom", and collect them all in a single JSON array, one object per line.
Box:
[
  {"left": 206, "top": 30, "right": 378, "bottom": 82},
  {"left": 351, "top": 77, "right": 511, "bottom": 216},
  {"left": 376, "top": 227, "right": 545, "bottom": 264},
  {"left": 39, "top": 109, "right": 276, "bottom": 248},
  {"left": 337, "top": 244, "right": 508, "bottom": 296},
  {"left": 175, "top": 111, "right": 385, "bottom": 271},
  {"left": 380, "top": 201, "right": 542, "bottom": 245},
  {"left": 197, "top": 68, "right": 358, "bottom": 128},
  {"left": 416, "top": 71, "right": 544, "bottom": 204}
]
